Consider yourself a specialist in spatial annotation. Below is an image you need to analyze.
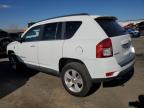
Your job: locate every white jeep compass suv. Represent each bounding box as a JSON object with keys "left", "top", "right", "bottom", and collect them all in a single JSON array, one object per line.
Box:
[{"left": 7, "top": 13, "right": 135, "bottom": 97}]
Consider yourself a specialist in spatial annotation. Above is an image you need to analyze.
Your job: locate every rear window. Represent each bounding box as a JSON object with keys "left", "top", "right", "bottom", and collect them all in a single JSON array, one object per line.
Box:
[
  {"left": 96, "top": 19, "right": 127, "bottom": 37},
  {"left": 64, "top": 21, "right": 82, "bottom": 39}
]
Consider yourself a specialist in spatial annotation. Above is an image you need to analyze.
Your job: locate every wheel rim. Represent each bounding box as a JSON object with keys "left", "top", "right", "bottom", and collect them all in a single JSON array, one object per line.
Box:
[
  {"left": 64, "top": 69, "right": 83, "bottom": 93},
  {"left": 10, "top": 56, "right": 17, "bottom": 69}
]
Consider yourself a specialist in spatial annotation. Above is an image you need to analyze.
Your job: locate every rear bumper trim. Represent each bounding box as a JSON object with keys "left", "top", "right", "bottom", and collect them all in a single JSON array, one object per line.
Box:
[{"left": 92, "top": 64, "right": 134, "bottom": 83}]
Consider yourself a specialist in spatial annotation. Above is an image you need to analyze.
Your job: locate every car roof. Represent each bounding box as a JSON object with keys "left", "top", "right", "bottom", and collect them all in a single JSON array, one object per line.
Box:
[
  {"left": 22, "top": 13, "right": 117, "bottom": 37},
  {"left": 30, "top": 13, "right": 99, "bottom": 26},
  {"left": 29, "top": 13, "right": 117, "bottom": 29}
]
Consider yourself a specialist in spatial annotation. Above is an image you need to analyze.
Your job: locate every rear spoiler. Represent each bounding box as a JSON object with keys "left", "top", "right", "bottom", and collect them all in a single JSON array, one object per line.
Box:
[{"left": 96, "top": 16, "right": 117, "bottom": 20}]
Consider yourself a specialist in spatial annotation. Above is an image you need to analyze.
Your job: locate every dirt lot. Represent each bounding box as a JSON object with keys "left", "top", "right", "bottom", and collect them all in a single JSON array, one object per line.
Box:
[{"left": 0, "top": 37, "right": 144, "bottom": 108}]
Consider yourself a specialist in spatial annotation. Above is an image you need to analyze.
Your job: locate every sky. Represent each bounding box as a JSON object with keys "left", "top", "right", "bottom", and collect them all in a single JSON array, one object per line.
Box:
[{"left": 0, "top": 0, "right": 144, "bottom": 29}]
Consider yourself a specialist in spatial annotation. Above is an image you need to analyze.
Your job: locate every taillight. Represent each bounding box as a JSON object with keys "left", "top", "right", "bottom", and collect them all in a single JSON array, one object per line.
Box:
[{"left": 96, "top": 38, "right": 113, "bottom": 58}]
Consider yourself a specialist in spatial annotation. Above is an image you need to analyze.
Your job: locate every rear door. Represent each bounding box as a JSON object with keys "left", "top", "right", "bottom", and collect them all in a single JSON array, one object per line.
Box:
[
  {"left": 38, "top": 22, "right": 64, "bottom": 70},
  {"left": 96, "top": 18, "right": 135, "bottom": 67}
]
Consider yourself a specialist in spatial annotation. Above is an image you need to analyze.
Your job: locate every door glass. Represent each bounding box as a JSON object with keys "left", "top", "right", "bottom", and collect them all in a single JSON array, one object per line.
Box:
[
  {"left": 43, "top": 23, "right": 57, "bottom": 40},
  {"left": 23, "top": 26, "right": 41, "bottom": 42},
  {"left": 56, "top": 23, "right": 62, "bottom": 39}
]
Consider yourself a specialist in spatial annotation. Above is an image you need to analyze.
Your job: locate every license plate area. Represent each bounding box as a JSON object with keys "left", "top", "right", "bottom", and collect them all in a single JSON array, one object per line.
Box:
[
  {"left": 122, "top": 41, "right": 132, "bottom": 56},
  {"left": 122, "top": 41, "right": 131, "bottom": 49}
]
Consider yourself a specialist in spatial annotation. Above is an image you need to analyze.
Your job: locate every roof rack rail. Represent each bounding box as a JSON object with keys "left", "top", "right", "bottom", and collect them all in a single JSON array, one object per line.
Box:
[{"left": 36, "top": 13, "right": 89, "bottom": 23}]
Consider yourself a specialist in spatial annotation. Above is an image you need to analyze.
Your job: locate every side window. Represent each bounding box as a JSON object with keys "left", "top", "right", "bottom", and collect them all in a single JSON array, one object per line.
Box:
[
  {"left": 56, "top": 22, "right": 62, "bottom": 39},
  {"left": 22, "top": 26, "right": 41, "bottom": 42},
  {"left": 43, "top": 23, "right": 57, "bottom": 40},
  {"left": 64, "top": 21, "right": 82, "bottom": 39}
]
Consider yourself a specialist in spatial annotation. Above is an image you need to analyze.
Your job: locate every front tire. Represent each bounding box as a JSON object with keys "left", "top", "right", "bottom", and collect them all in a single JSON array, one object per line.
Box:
[
  {"left": 8, "top": 53, "right": 21, "bottom": 72},
  {"left": 61, "top": 62, "right": 93, "bottom": 97}
]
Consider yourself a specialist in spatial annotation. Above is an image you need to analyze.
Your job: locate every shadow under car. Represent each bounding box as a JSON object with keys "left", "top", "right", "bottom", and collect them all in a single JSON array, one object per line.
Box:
[{"left": 0, "top": 60, "right": 38, "bottom": 99}]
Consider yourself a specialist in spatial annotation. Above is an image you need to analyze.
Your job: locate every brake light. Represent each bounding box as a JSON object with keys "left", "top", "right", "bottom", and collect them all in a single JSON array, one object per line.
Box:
[{"left": 96, "top": 38, "right": 113, "bottom": 58}]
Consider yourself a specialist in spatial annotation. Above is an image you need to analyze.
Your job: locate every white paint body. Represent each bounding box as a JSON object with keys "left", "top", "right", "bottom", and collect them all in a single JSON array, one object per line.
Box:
[{"left": 7, "top": 15, "right": 135, "bottom": 79}]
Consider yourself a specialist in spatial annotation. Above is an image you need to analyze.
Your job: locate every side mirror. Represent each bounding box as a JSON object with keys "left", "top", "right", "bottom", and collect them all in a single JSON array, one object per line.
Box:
[
  {"left": 17, "top": 36, "right": 22, "bottom": 43},
  {"left": 17, "top": 34, "right": 23, "bottom": 43}
]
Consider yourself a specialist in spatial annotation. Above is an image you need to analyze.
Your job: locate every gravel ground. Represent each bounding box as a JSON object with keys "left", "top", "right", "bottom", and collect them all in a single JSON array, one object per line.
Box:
[{"left": 0, "top": 37, "right": 144, "bottom": 108}]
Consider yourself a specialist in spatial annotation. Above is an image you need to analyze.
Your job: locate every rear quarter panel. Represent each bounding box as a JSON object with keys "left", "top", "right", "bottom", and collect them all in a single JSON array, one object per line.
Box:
[
  {"left": 62, "top": 17, "right": 107, "bottom": 60},
  {"left": 62, "top": 17, "right": 109, "bottom": 78}
]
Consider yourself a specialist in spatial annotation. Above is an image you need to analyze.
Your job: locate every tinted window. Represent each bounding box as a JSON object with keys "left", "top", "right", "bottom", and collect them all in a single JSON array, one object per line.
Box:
[
  {"left": 96, "top": 19, "right": 127, "bottom": 37},
  {"left": 56, "top": 23, "right": 62, "bottom": 39},
  {"left": 43, "top": 23, "right": 57, "bottom": 40},
  {"left": 64, "top": 21, "right": 82, "bottom": 39},
  {"left": 23, "top": 26, "right": 41, "bottom": 42}
]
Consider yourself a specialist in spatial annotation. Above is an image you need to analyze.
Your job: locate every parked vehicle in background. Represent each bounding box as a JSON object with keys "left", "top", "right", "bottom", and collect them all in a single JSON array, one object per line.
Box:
[
  {"left": 7, "top": 13, "right": 135, "bottom": 97},
  {"left": 8, "top": 32, "right": 22, "bottom": 41},
  {"left": 124, "top": 23, "right": 136, "bottom": 29},
  {"left": 137, "top": 21, "right": 144, "bottom": 36},
  {"left": 137, "top": 21, "right": 144, "bottom": 30},
  {"left": 0, "top": 29, "right": 12, "bottom": 53},
  {"left": 126, "top": 28, "right": 140, "bottom": 38},
  {"left": 28, "top": 22, "right": 35, "bottom": 27}
]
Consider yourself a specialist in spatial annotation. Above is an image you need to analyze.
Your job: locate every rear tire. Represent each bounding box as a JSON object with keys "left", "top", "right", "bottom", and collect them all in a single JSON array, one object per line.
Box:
[{"left": 61, "top": 62, "right": 93, "bottom": 97}]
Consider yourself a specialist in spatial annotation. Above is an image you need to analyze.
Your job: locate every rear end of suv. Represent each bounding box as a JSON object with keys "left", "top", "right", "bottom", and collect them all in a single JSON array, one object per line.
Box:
[
  {"left": 94, "top": 17, "right": 135, "bottom": 79},
  {"left": 62, "top": 15, "right": 135, "bottom": 96},
  {"left": 7, "top": 14, "right": 135, "bottom": 97}
]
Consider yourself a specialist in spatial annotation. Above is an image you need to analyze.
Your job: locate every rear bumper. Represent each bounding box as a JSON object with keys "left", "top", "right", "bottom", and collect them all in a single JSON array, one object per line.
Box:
[{"left": 92, "top": 63, "right": 134, "bottom": 83}]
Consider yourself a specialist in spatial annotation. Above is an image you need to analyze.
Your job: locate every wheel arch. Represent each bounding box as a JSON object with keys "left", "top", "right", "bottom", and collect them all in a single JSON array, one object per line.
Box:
[
  {"left": 8, "top": 50, "right": 15, "bottom": 55},
  {"left": 59, "top": 58, "right": 86, "bottom": 73}
]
